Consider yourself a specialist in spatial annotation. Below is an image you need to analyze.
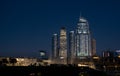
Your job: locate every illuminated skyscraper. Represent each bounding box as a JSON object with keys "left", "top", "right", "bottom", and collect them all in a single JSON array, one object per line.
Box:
[
  {"left": 69, "top": 31, "right": 75, "bottom": 64},
  {"left": 52, "top": 34, "right": 58, "bottom": 63},
  {"left": 75, "top": 17, "right": 91, "bottom": 59},
  {"left": 59, "top": 27, "right": 67, "bottom": 64},
  {"left": 51, "top": 16, "right": 95, "bottom": 65}
]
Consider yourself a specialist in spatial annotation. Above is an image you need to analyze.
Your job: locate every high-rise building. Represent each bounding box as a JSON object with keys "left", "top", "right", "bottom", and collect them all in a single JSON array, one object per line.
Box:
[
  {"left": 51, "top": 34, "right": 58, "bottom": 63},
  {"left": 91, "top": 38, "right": 96, "bottom": 56},
  {"left": 75, "top": 17, "right": 91, "bottom": 59},
  {"left": 69, "top": 31, "right": 75, "bottom": 64},
  {"left": 51, "top": 16, "right": 95, "bottom": 66},
  {"left": 59, "top": 27, "right": 67, "bottom": 64},
  {"left": 102, "top": 50, "right": 119, "bottom": 57}
]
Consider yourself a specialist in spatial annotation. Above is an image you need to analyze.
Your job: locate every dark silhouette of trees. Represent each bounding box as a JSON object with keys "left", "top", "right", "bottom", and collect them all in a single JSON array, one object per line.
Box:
[
  {"left": 2, "top": 59, "right": 9, "bottom": 66},
  {"left": 9, "top": 58, "right": 17, "bottom": 66}
]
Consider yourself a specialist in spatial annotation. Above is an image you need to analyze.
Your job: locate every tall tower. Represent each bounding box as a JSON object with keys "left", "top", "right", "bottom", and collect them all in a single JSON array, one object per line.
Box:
[
  {"left": 91, "top": 38, "right": 96, "bottom": 56},
  {"left": 69, "top": 31, "right": 75, "bottom": 64},
  {"left": 59, "top": 27, "right": 67, "bottom": 64},
  {"left": 75, "top": 17, "right": 91, "bottom": 59},
  {"left": 52, "top": 34, "right": 58, "bottom": 63}
]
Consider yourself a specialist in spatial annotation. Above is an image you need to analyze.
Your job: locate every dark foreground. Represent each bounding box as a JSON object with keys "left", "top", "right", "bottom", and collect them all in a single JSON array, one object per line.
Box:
[{"left": 0, "top": 65, "right": 107, "bottom": 76}]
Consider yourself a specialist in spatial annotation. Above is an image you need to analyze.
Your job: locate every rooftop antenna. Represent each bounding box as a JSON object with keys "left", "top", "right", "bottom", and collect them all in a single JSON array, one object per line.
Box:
[{"left": 79, "top": 12, "right": 82, "bottom": 21}]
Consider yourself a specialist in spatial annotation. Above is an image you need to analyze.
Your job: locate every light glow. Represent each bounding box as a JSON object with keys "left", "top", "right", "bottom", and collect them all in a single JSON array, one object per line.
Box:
[{"left": 78, "top": 64, "right": 88, "bottom": 67}]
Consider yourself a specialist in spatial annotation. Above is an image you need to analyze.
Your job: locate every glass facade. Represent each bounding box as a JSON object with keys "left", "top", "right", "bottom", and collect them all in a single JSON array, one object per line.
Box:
[
  {"left": 75, "top": 17, "right": 91, "bottom": 59},
  {"left": 59, "top": 27, "right": 67, "bottom": 64},
  {"left": 69, "top": 31, "right": 75, "bottom": 64},
  {"left": 52, "top": 34, "right": 58, "bottom": 63}
]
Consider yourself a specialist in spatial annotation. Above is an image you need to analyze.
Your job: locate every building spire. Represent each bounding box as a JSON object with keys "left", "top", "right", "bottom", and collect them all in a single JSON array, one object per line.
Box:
[
  {"left": 80, "top": 12, "right": 82, "bottom": 18},
  {"left": 79, "top": 12, "right": 83, "bottom": 21}
]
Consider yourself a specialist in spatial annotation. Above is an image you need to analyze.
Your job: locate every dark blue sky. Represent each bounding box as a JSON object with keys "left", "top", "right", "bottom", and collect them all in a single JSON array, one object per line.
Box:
[{"left": 0, "top": 0, "right": 120, "bottom": 57}]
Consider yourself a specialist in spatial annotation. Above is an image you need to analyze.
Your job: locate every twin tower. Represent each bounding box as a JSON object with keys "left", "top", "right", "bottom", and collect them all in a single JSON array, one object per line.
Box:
[{"left": 51, "top": 17, "right": 96, "bottom": 64}]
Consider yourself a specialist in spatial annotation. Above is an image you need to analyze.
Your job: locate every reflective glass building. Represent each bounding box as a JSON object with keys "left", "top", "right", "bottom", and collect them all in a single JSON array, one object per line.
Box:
[
  {"left": 75, "top": 17, "right": 91, "bottom": 59},
  {"left": 59, "top": 27, "right": 67, "bottom": 64},
  {"left": 51, "top": 34, "right": 58, "bottom": 63}
]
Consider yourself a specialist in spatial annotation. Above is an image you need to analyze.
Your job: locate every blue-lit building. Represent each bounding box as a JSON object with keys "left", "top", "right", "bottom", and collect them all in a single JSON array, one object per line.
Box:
[
  {"left": 51, "top": 34, "right": 58, "bottom": 63},
  {"left": 39, "top": 50, "right": 48, "bottom": 60},
  {"left": 69, "top": 31, "right": 75, "bottom": 64},
  {"left": 75, "top": 17, "right": 92, "bottom": 59},
  {"left": 52, "top": 16, "right": 95, "bottom": 65}
]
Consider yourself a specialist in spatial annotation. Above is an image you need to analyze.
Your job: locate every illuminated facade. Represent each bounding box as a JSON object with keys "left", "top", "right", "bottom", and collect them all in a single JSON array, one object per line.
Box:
[
  {"left": 51, "top": 16, "right": 95, "bottom": 65},
  {"left": 75, "top": 17, "right": 91, "bottom": 59},
  {"left": 69, "top": 31, "right": 75, "bottom": 64},
  {"left": 59, "top": 27, "right": 67, "bottom": 64},
  {"left": 52, "top": 34, "right": 58, "bottom": 63}
]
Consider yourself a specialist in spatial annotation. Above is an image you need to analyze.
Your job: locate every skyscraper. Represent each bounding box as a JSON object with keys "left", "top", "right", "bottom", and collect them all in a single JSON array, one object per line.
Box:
[
  {"left": 59, "top": 27, "right": 67, "bottom": 64},
  {"left": 75, "top": 17, "right": 91, "bottom": 59},
  {"left": 69, "top": 31, "right": 75, "bottom": 64},
  {"left": 91, "top": 38, "right": 96, "bottom": 56},
  {"left": 51, "top": 16, "right": 95, "bottom": 66},
  {"left": 51, "top": 34, "right": 58, "bottom": 63}
]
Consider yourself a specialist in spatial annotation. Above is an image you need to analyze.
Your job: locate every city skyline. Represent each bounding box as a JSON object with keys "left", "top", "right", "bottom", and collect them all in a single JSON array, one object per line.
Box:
[
  {"left": 51, "top": 17, "right": 95, "bottom": 64},
  {"left": 0, "top": 0, "right": 120, "bottom": 57}
]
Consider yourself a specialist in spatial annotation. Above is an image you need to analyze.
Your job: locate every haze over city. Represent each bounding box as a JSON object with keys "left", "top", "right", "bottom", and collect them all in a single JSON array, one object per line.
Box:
[{"left": 0, "top": 0, "right": 120, "bottom": 57}]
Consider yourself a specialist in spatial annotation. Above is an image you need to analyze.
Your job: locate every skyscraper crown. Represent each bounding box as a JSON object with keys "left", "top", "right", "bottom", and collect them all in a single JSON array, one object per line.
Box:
[{"left": 79, "top": 17, "right": 87, "bottom": 22}]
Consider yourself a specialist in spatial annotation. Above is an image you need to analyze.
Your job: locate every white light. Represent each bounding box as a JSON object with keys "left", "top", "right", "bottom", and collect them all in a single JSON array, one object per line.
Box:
[
  {"left": 70, "top": 31, "right": 74, "bottom": 33},
  {"left": 83, "top": 31, "right": 87, "bottom": 34},
  {"left": 78, "top": 31, "right": 82, "bottom": 34},
  {"left": 60, "top": 56, "right": 64, "bottom": 59},
  {"left": 79, "top": 18, "right": 87, "bottom": 22},
  {"left": 78, "top": 64, "right": 88, "bottom": 67},
  {"left": 53, "top": 34, "right": 57, "bottom": 35},
  {"left": 116, "top": 50, "right": 120, "bottom": 52},
  {"left": 40, "top": 52, "right": 45, "bottom": 56}
]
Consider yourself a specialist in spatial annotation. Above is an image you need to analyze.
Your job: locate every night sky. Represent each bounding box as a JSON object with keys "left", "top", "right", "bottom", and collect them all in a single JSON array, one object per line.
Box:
[{"left": 0, "top": 0, "right": 120, "bottom": 57}]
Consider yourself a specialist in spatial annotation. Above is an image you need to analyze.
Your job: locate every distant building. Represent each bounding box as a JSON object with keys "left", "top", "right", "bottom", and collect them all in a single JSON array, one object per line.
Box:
[
  {"left": 51, "top": 16, "right": 96, "bottom": 66},
  {"left": 91, "top": 38, "right": 96, "bottom": 56},
  {"left": 39, "top": 50, "right": 48, "bottom": 60},
  {"left": 116, "top": 50, "right": 120, "bottom": 55},
  {"left": 59, "top": 27, "right": 67, "bottom": 64},
  {"left": 102, "top": 51, "right": 111, "bottom": 57},
  {"left": 69, "top": 31, "right": 75, "bottom": 64},
  {"left": 102, "top": 50, "right": 118, "bottom": 57},
  {"left": 75, "top": 17, "right": 91, "bottom": 59},
  {"left": 51, "top": 34, "right": 58, "bottom": 63},
  {"left": 0, "top": 57, "right": 38, "bottom": 66},
  {"left": 16, "top": 57, "right": 37, "bottom": 66}
]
